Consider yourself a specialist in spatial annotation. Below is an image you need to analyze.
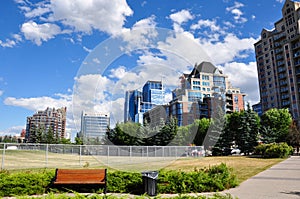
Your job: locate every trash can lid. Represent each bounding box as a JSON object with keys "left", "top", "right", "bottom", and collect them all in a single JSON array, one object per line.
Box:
[{"left": 141, "top": 171, "right": 159, "bottom": 179}]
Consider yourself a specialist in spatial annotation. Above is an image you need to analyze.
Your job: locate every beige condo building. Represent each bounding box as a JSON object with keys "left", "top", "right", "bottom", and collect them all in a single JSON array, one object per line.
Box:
[{"left": 254, "top": 0, "right": 300, "bottom": 124}]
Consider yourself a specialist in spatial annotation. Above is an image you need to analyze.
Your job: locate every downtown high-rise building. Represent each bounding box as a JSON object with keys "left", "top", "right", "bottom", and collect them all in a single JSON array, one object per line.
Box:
[
  {"left": 124, "top": 80, "right": 164, "bottom": 124},
  {"left": 254, "top": 0, "right": 300, "bottom": 124},
  {"left": 25, "top": 107, "right": 67, "bottom": 142},
  {"left": 80, "top": 111, "right": 110, "bottom": 142}
]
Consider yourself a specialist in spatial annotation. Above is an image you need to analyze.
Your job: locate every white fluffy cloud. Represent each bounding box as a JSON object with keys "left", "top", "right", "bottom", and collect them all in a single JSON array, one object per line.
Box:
[
  {"left": 109, "top": 66, "right": 127, "bottom": 79},
  {"left": 191, "top": 19, "right": 222, "bottom": 32},
  {"left": 200, "top": 33, "right": 257, "bottom": 65},
  {"left": 4, "top": 95, "right": 70, "bottom": 111},
  {"left": 169, "top": 10, "right": 194, "bottom": 33},
  {"left": 226, "top": 1, "right": 247, "bottom": 23},
  {"left": 21, "top": 21, "right": 62, "bottom": 45},
  {"left": 14, "top": 0, "right": 133, "bottom": 45},
  {"left": 0, "top": 39, "right": 17, "bottom": 48},
  {"left": 48, "top": 0, "right": 133, "bottom": 35},
  {"left": 170, "top": 9, "right": 194, "bottom": 25}
]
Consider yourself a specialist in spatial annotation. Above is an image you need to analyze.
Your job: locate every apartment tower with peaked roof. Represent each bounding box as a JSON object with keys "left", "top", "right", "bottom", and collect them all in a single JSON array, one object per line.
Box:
[{"left": 254, "top": 0, "right": 300, "bottom": 124}]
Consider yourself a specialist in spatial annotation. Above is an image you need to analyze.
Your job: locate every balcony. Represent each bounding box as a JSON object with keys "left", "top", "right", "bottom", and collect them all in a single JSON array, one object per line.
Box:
[
  {"left": 275, "top": 48, "right": 283, "bottom": 54},
  {"left": 276, "top": 55, "right": 284, "bottom": 60},
  {"left": 292, "top": 42, "right": 300, "bottom": 50},
  {"left": 278, "top": 67, "right": 286, "bottom": 73},
  {"left": 226, "top": 102, "right": 233, "bottom": 108},
  {"left": 281, "top": 95, "right": 290, "bottom": 100},
  {"left": 294, "top": 60, "right": 300, "bottom": 66},
  {"left": 280, "top": 81, "right": 288, "bottom": 86},
  {"left": 277, "top": 61, "right": 285, "bottom": 66},
  {"left": 282, "top": 101, "right": 290, "bottom": 106},
  {"left": 278, "top": 74, "right": 286, "bottom": 79},
  {"left": 274, "top": 33, "right": 286, "bottom": 41},
  {"left": 294, "top": 51, "right": 300, "bottom": 58},
  {"left": 280, "top": 87, "right": 289, "bottom": 92}
]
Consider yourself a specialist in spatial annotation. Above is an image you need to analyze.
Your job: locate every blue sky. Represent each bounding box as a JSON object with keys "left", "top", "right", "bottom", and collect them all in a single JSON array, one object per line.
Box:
[{"left": 0, "top": 0, "right": 286, "bottom": 138}]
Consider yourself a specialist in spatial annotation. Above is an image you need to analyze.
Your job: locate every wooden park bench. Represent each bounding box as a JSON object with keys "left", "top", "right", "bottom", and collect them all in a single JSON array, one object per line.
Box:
[{"left": 53, "top": 168, "right": 107, "bottom": 193}]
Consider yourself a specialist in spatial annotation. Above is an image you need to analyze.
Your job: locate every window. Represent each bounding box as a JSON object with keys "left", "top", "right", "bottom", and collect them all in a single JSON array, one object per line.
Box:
[
  {"left": 193, "top": 86, "right": 201, "bottom": 90},
  {"left": 202, "top": 82, "right": 210, "bottom": 86},
  {"left": 202, "top": 75, "right": 209, "bottom": 80},
  {"left": 234, "top": 96, "right": 238, "bottom": 103},
  {"left": 193, "top": 81, "right": 200, "bottom": 85}
]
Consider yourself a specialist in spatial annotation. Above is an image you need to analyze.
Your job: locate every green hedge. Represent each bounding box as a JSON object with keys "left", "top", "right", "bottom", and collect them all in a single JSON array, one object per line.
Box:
[
  {"left": 158, "top": 163, "right": 238, "bottom": 193},
  {"left": 254, "top": 142, "right": 293, "bottom": 158},
  {"left": 0, "top": 163, "right": 238, "bottom": 197},
  {"left": 0, "top": 170, "right": 54, "bottom": 197}
]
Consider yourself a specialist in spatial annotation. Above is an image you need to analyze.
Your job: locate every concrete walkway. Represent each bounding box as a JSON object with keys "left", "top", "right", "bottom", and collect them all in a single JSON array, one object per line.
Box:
[{"left": 224, "top": 156, "right": 300, "bottom": 199}]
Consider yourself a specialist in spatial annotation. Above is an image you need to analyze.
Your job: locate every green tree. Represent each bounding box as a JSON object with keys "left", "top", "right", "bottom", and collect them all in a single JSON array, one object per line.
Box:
[
  {"left": 191, "top": 118, "right": 211, "bottom": 146},
  {"left": 261, "top": 108, "right": 292, "bottom": 143},
  {"left": 46, "top": 127, "right": 55, "bottom": 144},
  {"left": 75, "top": 132, "right": 83, "bottom": 145},
  {"left": 36, "top": 126, "right": 45, "bottom": 143},
  {"left": 29, "top": 126, "right": 37, "bottom": 143},
  {"left": 60, "top": 138, "right": 71, "bottom": 144},
  {"left": 205, "top": 101, "right": 226, "bottom": 153},
  {"left": 219, "top": 112, "right": 241, "bottom": 150},
  {"left": 236, "top": 104, "right": 260, "bottom": 155},
  {"left": 106, "top": 122, "right": 139, "bottom": 145},
  {"left": 287, "top": 121, "right": 300, "bottom": 149}
]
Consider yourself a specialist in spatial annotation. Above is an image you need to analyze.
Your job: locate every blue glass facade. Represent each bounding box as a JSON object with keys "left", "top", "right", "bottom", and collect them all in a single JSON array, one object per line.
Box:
[{"left": 125, "top": 81, "right": 164, "bottom": 124}]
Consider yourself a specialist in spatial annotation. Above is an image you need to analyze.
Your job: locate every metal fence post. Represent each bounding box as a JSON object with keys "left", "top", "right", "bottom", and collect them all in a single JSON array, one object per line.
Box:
[
  {"left": 1, "top": 143, "right": 6, "bottom": 170},
  {"left": 45, "top": 144, "right": 48, "bottom": 168},
  {"left": 107, "top": 145, "right": 109, "bottom": 168},
  {"left": 79, "top": 145, "right": 82, "bottom": 166}
]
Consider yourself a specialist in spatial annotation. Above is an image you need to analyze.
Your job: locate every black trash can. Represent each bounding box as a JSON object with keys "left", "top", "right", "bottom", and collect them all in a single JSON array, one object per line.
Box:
[{"left": 141, "top": 171, "right": 159, "bottom": 196}]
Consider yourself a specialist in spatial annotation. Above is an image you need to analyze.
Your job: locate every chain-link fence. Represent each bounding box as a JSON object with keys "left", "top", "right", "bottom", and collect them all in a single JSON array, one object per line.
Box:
[{"left": 0, "top": 143, "right": 205, "bottom": 171}]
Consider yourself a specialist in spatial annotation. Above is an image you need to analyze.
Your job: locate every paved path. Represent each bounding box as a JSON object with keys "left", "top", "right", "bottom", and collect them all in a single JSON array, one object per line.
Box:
[{"left": 224, "top": 156, "right": 300, "bottom": 199}]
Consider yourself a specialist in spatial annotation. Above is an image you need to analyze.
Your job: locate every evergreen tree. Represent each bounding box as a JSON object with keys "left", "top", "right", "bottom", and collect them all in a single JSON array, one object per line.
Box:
[
  {"left": 46, "top": 127, "right": 55, "bottom": 144},
  {"left": 236, "top": 104, "right": 260, "bottom": 155},
  {"left": 204, "top": 100, "right": 226, "bottom": 153},
  {"left": 191, "top": 118, "right": 211, "bottom": 146}
]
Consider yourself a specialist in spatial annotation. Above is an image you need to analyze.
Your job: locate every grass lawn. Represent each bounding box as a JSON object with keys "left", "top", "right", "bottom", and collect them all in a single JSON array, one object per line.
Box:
[
  {"left": 0, "top": 150, "right": 284, "bottom": 183},
  {"left": 165, "top": 156, "right": 284, "bottom": 183}
]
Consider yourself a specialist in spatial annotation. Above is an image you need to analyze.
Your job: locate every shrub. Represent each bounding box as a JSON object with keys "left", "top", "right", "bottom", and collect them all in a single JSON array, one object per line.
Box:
[
  {"left": 158, "top": 163, "right": 238, "bottom": 194},
  {"left": 107, "top": 171, "right": 143, "bottom": 194},
  {"left": 0, "top": 170, "right": 54, "bottom": 197},
  {"left": 254, "top": 142, "right": 293, "bottom": 158}
]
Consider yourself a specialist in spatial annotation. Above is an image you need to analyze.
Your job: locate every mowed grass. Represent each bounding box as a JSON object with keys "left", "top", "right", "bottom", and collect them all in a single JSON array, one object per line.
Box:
[
  {"left": 165, "top": 156, "right": 284, "bottom": 183},
  {"left": 0, "top": 150, "right": 284, "bottom": 183}
]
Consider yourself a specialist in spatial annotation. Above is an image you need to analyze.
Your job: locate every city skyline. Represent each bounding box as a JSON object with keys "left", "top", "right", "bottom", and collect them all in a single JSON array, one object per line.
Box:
[{"left": 0, "top": 0, "right": 286, "bottom": 137}]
